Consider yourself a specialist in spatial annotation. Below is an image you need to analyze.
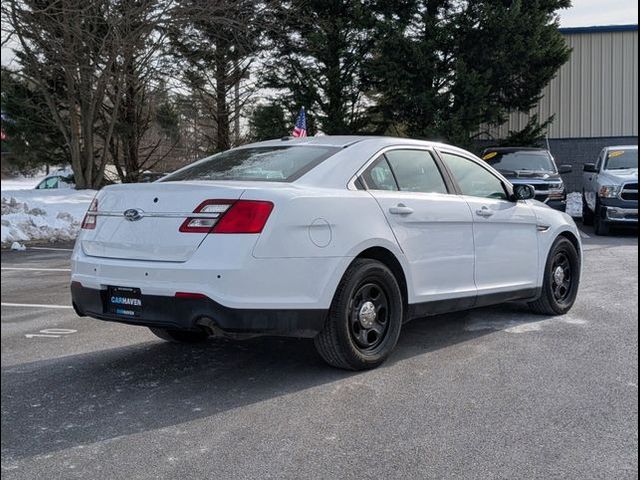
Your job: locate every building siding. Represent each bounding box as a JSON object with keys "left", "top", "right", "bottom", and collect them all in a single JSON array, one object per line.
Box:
[{"left": 482, "top": 27, "right": 638, "bottom": 140}]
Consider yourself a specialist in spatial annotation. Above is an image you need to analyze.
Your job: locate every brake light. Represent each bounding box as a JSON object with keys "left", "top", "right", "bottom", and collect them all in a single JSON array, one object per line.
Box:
[
  {"left": 179, "top": 199, "right": 274, "bottom": 234},
  {"left": 81, "top": 198, "right": 98, "bottom": 229},
  {"left": 213, "top": 200, "right": 274, "bottom": 234}
]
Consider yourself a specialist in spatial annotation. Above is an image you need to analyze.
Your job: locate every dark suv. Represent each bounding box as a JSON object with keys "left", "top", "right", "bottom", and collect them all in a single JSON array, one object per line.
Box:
[{"left": 480, "top": 147, "right": 572, "bottom": 211}]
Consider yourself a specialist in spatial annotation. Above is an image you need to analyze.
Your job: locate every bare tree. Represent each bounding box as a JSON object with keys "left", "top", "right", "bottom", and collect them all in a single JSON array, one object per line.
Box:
[
  {"left": 105, "top": 0, "right": 179, "bottom": 182},
  {"left": 3, "top": 0, "right": 129, "bottom": 188},
  {"left": 170, "top": 0, "right": 271, "bottom": 153}
]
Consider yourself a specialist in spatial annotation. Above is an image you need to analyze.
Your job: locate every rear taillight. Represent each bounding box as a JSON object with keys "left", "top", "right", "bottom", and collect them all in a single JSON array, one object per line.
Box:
[
  {"left": 179, "top": 199, "right": 274, "bottom": 234},
  {"left": 81, "top": 198, "right": 98, "bottom": 229}
]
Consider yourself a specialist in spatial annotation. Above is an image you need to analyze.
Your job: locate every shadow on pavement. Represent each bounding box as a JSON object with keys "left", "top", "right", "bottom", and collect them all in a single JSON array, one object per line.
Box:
[{"left": 1, "top": 304, "right": 557, "bottom": 461}]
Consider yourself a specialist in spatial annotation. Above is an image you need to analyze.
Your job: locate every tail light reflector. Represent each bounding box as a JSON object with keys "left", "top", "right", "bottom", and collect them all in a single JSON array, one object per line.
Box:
[
  {"left": 180, "top": 200, "right": 273, "bottom": 234},
  {"left": 81, "top": 198, "right": 98, "bottom": 229}
]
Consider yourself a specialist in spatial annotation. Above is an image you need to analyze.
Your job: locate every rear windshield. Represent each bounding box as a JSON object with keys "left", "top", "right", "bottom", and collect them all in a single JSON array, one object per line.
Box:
[
  {"left": 482, "top": 150, "right": 556, "bottom": 174},
  {"left": 605, "top": 149, "right": 638, "bottom": 170},
  {"left": 162, "top": 146, "right": 340, "bottom": 182}
]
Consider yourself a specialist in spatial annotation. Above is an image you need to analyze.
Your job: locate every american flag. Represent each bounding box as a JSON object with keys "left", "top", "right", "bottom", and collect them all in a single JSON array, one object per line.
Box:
[{"left": 292, "top": 107, "right": 307, "bottom": 138}]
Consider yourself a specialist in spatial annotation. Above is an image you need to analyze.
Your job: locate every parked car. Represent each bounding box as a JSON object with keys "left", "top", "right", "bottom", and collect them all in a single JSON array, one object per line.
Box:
[
  {"left": 582, "top": 145, "right": 638, "bottom": 235},
  {"left": 71, "top": 136, "right": 582, "bottom": 370},
  {"left": 35, "top": 169, "right": 75, "bottom": 189},
  {"left": 480, "top": 147, "right": 572, "bottom": 211}
]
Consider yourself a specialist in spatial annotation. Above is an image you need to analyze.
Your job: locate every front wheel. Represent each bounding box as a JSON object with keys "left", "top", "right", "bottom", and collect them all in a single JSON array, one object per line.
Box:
[
  {"left": 149, "top": 327, "right": 209, "bottom": 343},
  {"left": 529, "top": 237, "right": 580, "bottom": 315},
  {"left": 593, "top": 203, "right": 611, "bottom": 236},
  {"left": 314, "top": 259, "right": 403, "bottom": 370}
]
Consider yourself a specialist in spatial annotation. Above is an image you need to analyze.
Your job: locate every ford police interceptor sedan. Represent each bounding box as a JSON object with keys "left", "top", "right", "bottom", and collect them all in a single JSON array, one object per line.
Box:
[{"left": 71, "top": 136, "right": 582, "bottom": 370}]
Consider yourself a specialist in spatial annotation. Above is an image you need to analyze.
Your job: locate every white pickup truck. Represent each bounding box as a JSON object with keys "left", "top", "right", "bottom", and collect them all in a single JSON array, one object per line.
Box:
[{"left": 582, "top": 145, "right": 638, "bottom": 235}]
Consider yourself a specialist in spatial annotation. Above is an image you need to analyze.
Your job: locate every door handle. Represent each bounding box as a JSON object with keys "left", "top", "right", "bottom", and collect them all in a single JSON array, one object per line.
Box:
[
  {"left": 475, "top": 206, "right": 494, "bottom": 218},
  {"left": 389, "top": 204, "right": 414, "bottom": 215}
]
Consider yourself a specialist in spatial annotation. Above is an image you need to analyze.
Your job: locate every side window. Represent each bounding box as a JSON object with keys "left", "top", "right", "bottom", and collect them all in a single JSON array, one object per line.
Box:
[
  {"left": 37, "top": 177, "right": 59, "bottom": 189},
  {"left": 361, "top": 156, "right": 398, "bottom": 191},
  {"left": 385, "top": 150, "right": 448, "bottom": 194},
  {"left": 441, "top": 153, "right": 508, "bottom": 200}
]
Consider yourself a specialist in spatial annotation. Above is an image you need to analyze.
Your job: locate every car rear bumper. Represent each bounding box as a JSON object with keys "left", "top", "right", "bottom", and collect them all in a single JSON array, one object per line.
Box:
[{"left": 71, "top": 283, "right": 326, "bottom": 338}]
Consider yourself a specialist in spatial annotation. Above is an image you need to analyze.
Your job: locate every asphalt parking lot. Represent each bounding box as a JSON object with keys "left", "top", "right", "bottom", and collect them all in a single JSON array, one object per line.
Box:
[{"left": 1, "top": 227, "right": 638, "bottom": 479}]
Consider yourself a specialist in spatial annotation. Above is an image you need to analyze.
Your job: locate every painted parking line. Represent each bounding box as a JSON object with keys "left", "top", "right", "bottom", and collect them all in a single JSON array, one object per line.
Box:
[
  {"left": 1, "top": 267, "right": 71, "bottom": 272},
  {"left": 579, "top": 229, "right": 591, "bottom": 239},
  {"left": 1, "top": 303, "right": 73, "bottom": 309}
]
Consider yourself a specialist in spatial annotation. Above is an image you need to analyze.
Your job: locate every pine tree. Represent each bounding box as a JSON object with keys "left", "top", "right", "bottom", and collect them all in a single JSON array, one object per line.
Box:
[
  {"left": 263, "top": 0, "right": 376, "bottom": 135},
  {"left": 366, "top": 0, "right": 572, "bottom": 147}
]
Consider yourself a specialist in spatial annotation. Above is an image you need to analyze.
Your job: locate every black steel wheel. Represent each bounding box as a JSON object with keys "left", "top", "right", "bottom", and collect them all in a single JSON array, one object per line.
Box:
[
  {"left": 314, "top": 259, "right": 403, "bottom": 370},
  {"left": 348, "top": 282, "right": 390, "bottom": 352},
  {"left": 529, "top": 237, "right": 580, "bottom": 315}
]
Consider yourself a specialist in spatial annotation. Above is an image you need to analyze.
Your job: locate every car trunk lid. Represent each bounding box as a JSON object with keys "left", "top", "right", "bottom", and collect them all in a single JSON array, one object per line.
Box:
[{"left": 80, "top": 182, "right": 246, "bottom": 262}]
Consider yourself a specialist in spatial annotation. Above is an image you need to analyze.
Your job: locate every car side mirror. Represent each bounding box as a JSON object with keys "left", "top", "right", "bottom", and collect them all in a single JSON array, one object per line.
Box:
[
  {"left": 584, "top": 163, "right": 597, "bottom": 173},
  {"left": 512, "top": 184, "right": 535, "bottom": 201},
  {"left": 559, "top": 164, "right": 572, "bottom": 174}
]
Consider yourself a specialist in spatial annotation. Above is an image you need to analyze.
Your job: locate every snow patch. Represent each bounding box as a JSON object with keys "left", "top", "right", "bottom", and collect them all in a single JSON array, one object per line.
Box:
[
  {"left": 566, "top": 192, "right": 582, "bottom": 218},
  {"left": 10, "top": 242, "right": 26, "bottom": 251},
  {"left": 1, "top": 188, "right": 95, "bottom": 245}
]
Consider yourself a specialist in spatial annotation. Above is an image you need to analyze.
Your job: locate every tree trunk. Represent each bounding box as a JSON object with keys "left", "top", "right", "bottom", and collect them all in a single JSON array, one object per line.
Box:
[{"left": 215, "top": 49, "right": 230, "bottom": 152}]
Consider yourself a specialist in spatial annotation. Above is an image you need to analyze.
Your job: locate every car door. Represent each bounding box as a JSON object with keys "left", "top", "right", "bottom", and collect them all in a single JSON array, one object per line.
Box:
[
  {"left": 360, "top": 148, "right": 476, "bottom": 306},
  {"left": 438, "top": 150, "right": 539, "bottom": 298}
]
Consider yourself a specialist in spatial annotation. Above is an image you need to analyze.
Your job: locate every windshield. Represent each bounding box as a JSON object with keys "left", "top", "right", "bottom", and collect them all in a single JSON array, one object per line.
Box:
[
  {"left": 162, "top": 146, "right": 340, "bottom": 182},
  {"left": 604, "top": 149, "right": 638, "bottom": 170},
  {"left": 482, "top": 150, "right": 556, "bottom": 174}
]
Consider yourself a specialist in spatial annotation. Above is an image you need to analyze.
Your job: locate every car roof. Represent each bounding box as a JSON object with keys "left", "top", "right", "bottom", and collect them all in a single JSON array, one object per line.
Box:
[
  {"left": 242, "top": 135, "right": 472, "bottom": 154},
  {"left": 481, "top": 147, "right": 548, "bottom": 153},
  {"left": 604, "top": 145, "right": 638, "bottom": 150}
]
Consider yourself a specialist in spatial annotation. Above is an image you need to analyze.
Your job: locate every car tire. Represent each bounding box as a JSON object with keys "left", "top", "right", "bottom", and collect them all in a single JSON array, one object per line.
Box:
[
  {"left": 582, "top": 192, "right": 594, "bottom": 226},
  {"left": 149, "top": 327, "right": 209, "bottom": 343},
  {"left": 529, "top": 237, "right": 580, "bottom": 316},
  {"left": 593, "top": 201, "right": 611, "bottom": 236},
  {"left": 314, "top": 259, "right": 403, "bottom": 370}
]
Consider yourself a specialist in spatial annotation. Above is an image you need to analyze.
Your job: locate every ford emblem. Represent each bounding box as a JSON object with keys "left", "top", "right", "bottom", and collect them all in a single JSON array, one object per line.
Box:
[{"left": 123, "top": 208, "right": 143, "bottom": 222}]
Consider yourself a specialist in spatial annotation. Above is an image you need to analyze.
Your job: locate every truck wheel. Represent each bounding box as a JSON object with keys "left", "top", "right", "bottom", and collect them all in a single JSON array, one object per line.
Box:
[
  {"left": 593, "top": 202, "right": 611, "bottom": 236},
  {"left": 581, "top": 192, "right": 594, "bottom": 226},
  {"left": 529, "top": 237, "right": 580, "bottom": 316},
  {"left": 149, "top": 327, "right": 209, "bottom": 343},
  {"left": 314, "top": 259, "right": 403, "bottom": 370}
]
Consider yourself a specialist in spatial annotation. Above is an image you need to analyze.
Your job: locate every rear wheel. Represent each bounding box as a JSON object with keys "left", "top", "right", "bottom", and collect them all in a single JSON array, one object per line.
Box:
[
  {"left": 529, "top": 237, "right": 580, "bottom": 315},
  {"left": 314, "top": 259, "right": 403, "bottom": 370},
  {"left": 582, "top": 192, "right": 594, "bottom": 226},
  {"left": 149, "top": 327, "right": 209, "bottom": 343}
]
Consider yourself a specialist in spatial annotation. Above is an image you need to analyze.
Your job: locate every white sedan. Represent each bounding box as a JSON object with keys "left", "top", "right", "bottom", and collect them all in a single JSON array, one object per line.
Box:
[{"left": 71, "top": 136, "right": 582, "bottom": 370}]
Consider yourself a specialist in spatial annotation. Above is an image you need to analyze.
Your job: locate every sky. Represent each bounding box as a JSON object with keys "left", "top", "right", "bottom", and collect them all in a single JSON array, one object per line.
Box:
[
  {"left": 558, "top": 0, "right": 638, "bottom": 27},
  {"left": 1, "top": 1, "right": 639, "bottom": 66}
]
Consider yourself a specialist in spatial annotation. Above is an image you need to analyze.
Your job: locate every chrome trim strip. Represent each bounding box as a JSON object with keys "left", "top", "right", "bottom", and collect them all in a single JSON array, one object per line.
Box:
[
  {"left": 537, "top": 225, "right": 551, "bottom": 232},
  {"left": 93, "top": 211, "right": 221, "bottom": 219}
]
